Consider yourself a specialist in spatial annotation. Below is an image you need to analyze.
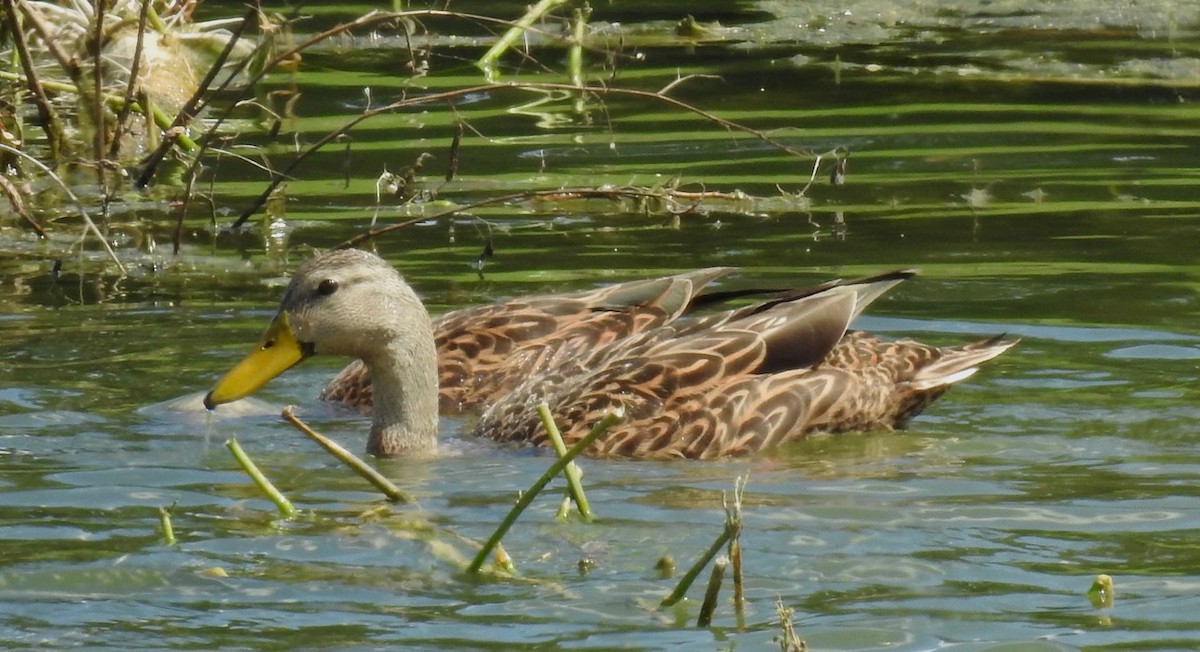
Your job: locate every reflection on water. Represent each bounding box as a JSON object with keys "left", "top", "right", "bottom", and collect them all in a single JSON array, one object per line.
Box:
[{"left": 2, "top": 1, "right": 1200, "bottom": 649}]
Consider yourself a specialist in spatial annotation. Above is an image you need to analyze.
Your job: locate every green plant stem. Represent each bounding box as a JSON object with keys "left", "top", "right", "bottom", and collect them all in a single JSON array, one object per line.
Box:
[
  {"left": 467, "top": 408, "right": 623, "bottom": 574},
  {"left": 567, "top": 5, "right": 590, "bottom": 87},
  {"left": 225, "top": 438, "right": 297, "bottom": 518},
  {"left": 696, "top": 556, "right": 727, "bottom": 627},
  {"left": 281, "top": 406, "right": 414, "bottom": 504},
  {"left": 476, "top": 0, "right": 566, "bottom": 78},
  {"left": 536, "top": 402, "right": 592, "bottom": 521},
  {"left": 776, "top": 598, "right": 805, "bottom": 651},
  {"left": 730, "top": 536, "right": 745, "bottom": 629},
  {"left": 728, "top": 475, "right": 746, "bottom": 626},
  {"left": 660, "top": 519, "right": 738, "bottom": 607},
  {"left": 158, "top": 505, "right": 177, "bottom": 545}
]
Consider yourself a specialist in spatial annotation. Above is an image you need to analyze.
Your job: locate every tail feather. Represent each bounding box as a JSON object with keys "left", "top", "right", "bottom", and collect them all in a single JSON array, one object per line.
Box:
[
  {"left": 910, "top": 334, "right": 1018, "bottom": 391},
  {"left": 842, "top": 269, "right": 918, "bottom": 320}
]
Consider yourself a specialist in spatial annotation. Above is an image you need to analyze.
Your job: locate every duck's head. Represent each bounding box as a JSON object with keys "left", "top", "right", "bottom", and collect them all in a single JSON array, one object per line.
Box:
[{"left": 203, "top": 248, "right": 433, "bottom": 410}]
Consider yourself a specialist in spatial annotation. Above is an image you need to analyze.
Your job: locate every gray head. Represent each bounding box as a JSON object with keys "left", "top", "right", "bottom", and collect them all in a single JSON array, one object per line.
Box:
[
  {"left": 282, "top": 248, "right": 432, "bottom": 360},
  {"left": 206, "top": 248, "right": 440, "bottom": 456}
]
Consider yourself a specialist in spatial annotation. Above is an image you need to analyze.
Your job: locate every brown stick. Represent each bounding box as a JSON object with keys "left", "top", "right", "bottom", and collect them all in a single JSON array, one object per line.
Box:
[
  {"left": 3, "top": 0, "right": 64, "bottom": 159},
  {"left": 334, "top": 186, "right": 689, "bottom": 250},
  {"left": 232, "top": 80, "right": 818, "bottom": 227},
  {"left": 0, "top": 175, "right": 45, "bottom": 238},
  {"left": 16, "top": 1, "right": 81, "bottom": 80},
  {"left": 92, "top": 0, "right": 107, "bottom": 188},
  {"left": 696, "top": 556, "right": 727, "bottom": 628},
  {"left": 109, "top": 0, "right": 153, "bottom": 160}
]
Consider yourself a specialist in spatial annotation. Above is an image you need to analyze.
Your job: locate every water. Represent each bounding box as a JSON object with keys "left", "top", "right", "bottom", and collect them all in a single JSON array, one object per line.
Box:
[{"left": 2, "top": 2, "right": 1200, "bottom": 649}]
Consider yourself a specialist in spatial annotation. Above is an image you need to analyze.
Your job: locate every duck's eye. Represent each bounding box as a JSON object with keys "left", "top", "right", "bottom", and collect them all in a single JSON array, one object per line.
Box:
[{"left": 317, "top": 278, "right": 339, "bottom": 296}]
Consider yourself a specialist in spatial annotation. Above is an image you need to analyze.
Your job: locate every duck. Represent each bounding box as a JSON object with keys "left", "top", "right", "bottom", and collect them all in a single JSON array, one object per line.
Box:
[{"left": 204, "top": 248, "right": 1017, "bottom": 459}]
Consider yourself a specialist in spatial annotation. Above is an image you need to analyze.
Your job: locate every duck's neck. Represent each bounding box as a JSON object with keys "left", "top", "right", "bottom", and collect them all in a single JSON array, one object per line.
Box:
[{"left": 363, "top": 336, "right": 439, "bottom": 457}]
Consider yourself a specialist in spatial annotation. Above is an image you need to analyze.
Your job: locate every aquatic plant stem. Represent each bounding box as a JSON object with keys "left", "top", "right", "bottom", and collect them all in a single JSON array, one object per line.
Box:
[
  {"left": 567, "top": 5, "right": 590, "bottom": 87},
  {"left": 730, "top": 536, "right": 745, "bottom": 628},
  {"left": 225, "top": 438, "right": 297, "bottom": 518},
  {"left": 775, "top": 598, "right": 805, "bottom": 651},
  {"left": 696, "top": 556, "right": 727, "bottom": 627},
  {"left": 536, "top": 402, "right": 593, "bottom": 521},
  {"left": 476, "top": 0, "right": 567, "bottom": 78},
  {"left": 728, "top": 476, "right": 746, "bottom": 625},
  {"left": 158, "top": 505, "right": 177, "bottom": 545},
  {"left": 281, "top": 406, "right": 414, "bottom": 504},
  {"left": 660, "top": 519, "right": 738, "bottom": 607},
  {"left": 467, "top": 408, "right": 623, "bottom": 575},
  {"left": 661, "top": 476, "right": 746, "bottom": 608}
]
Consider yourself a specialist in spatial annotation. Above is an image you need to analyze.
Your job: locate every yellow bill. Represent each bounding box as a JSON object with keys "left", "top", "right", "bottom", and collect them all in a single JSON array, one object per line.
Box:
[{"left": 204, "top": 313, "right": 310, "bottom": 409}]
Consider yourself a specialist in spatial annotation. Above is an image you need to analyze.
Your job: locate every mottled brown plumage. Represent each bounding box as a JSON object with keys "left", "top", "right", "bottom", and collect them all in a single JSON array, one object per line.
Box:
[
  {"left": 279, "top": 250, "right": 1018, "bottom": 459},
  {"left": 473, "top": 299, "right": 1015, "bottom": 459},
  {"left": 320, "top": 267, "right": 735, "bottom": 413}
]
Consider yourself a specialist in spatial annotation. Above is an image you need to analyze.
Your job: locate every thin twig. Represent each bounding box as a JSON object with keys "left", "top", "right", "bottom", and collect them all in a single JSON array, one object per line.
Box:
[
  {"left": 0, "top": 144, "right": 125, "bottom": 272},
  {"left": 467, "top": 408, "right": 623, "bottom": 574},
  {"left": 92, "top": 0, "right": 107, "bottom": 188},
  {"left": 172, "top": 163, "right": 199, "bottom": 255},
  {"left": 232, "top": 80, "right": 819, "bottom": 227},
  {"left": 658, "top": 73, "right": 721, "bottom": 96},
  {"left": 16, "top": 1, "right": 81, "bottom": 80},
  {"left": 109, "top": 0, "right": 153, "bottom": 160},
  {"left": 281, "top": 406, "right": 414, "bottom": 504},
  {"left": 3, "top": 0, "right": 65, "bottom": 158},
  {"left": 134, "top": 7, "right": 257, "bottom": 187},
  {"left": 0, "top": 175, "right": 45, "bottom": 237},
  {"left": 335, "top": 185, "right": 688, "bottom": 249}
]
